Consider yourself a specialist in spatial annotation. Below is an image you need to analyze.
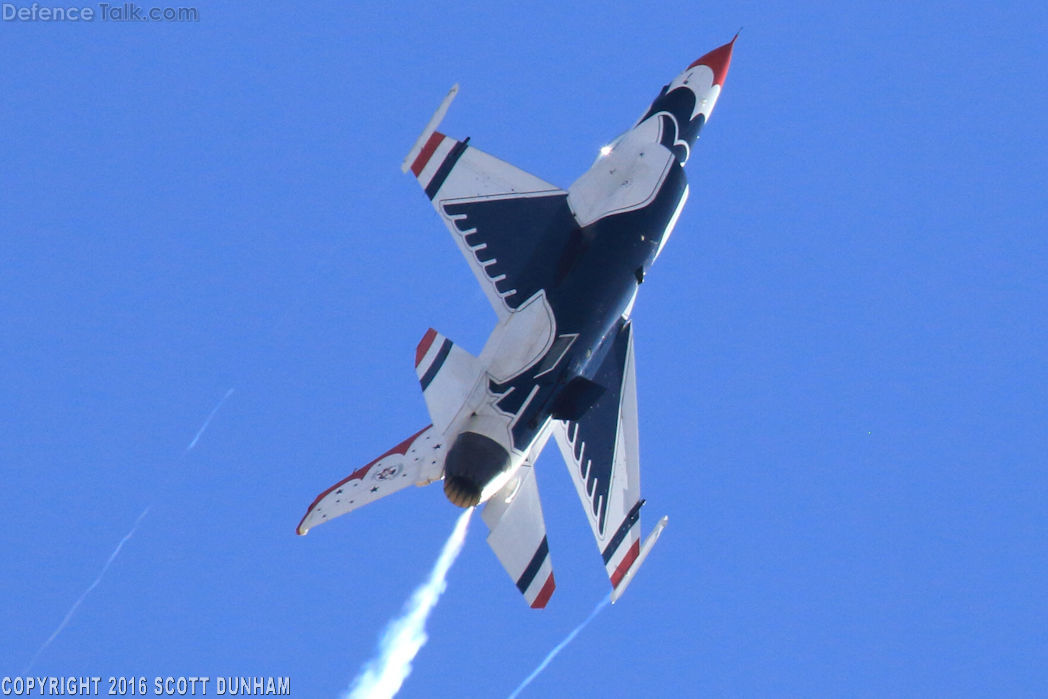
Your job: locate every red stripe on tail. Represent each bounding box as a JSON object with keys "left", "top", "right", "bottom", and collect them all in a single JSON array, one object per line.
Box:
[{"left": 415, "top": 328, "right": 438, "bottom": 367}]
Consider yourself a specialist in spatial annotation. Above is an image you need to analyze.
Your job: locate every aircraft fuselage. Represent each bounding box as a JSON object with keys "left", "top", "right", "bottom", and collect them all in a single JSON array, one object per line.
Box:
[{"left": 442, "top": 56, "right": 719, "bottom": 507}]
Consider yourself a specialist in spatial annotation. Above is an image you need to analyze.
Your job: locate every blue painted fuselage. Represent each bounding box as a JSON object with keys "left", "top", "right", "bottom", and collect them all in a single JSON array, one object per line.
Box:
[{"left": 492, "top": 157, "right": 689, "bottom": 449}]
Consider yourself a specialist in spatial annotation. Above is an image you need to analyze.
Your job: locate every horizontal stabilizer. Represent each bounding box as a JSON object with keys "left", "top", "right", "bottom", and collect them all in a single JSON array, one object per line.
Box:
[
  {"left": 296, "top": 426, "right": 445, "bottom": 535},
  {"left": 481, "top": 425, "right": 556, "bottom": 608},
  {"left": 481, "top": 464, "right": 556, "bottom": 609},
  {"left": 415, "top": 328, "right": 482, "bottom": 435}
]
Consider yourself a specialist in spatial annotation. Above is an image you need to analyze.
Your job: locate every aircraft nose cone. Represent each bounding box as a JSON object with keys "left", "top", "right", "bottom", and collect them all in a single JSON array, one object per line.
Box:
[{"left": 688, "top": 34, "right": 737, "bottom": 86}]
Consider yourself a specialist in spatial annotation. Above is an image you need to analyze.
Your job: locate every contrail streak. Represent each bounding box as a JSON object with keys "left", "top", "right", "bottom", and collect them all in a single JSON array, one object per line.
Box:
[
  {"left": 23, "top": 506, "right": 151, "bottom": 673},
  {"left": 508, "top": 593, "right": 611, "bottom": 699},
  {"left": 344, "top": 508, "right": 474, "bottom": 699},
  {"left": 186, "top": 387, "right": 235, "bottom": 452},
  {"left": 24, "top": 387, "right": 236, "bottom": 672}
]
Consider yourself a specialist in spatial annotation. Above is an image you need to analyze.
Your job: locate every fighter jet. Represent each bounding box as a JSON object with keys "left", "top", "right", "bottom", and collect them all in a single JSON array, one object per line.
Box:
[{"left": 298, "top": 37, "right": 736, "bottom": 607}]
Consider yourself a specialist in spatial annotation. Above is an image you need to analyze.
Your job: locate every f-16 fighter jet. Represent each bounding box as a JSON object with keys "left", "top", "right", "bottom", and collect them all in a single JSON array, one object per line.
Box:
[{"left": 298, "top": 37, "right": 736, "bottom": 608}]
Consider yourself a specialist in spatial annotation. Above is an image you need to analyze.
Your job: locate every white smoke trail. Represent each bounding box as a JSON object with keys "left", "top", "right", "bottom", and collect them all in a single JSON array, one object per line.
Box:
[
  {"left": 186, "top": 387, "right": 235, "bottom": 452},
  {"left": 344, "top": 508, "right": 474, "bottom": 699},
  {"left": 23, "top": 506, "right": 151, "bottom": 673},
  {"left": 23, "top": 388, "right": 235, "bottom": 672},
  {"left": 508, "top": 593, "right": 611, "bottom": 699}
]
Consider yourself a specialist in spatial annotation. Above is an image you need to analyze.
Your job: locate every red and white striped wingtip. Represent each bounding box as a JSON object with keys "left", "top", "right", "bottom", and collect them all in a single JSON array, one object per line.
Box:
[{"left": 610, "top": 516, "right": 668, "bottom": 604}]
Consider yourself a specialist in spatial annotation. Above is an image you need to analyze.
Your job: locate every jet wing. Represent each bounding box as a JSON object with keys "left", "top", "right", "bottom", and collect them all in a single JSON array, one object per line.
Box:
[
  {"left": 404, "top": 89, "right": 579, "bottom": 320},
  {"left": 296, "top": 426, "right": 446, "bottom": 535},
  {"left": 552, "top": 321, "right": 647, "bottom": 594}
]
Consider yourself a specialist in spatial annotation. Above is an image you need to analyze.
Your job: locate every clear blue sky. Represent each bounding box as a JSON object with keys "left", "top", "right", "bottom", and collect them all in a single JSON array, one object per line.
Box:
[{"left": 2, "top": 2, "right": 1045, "bottom": 696}]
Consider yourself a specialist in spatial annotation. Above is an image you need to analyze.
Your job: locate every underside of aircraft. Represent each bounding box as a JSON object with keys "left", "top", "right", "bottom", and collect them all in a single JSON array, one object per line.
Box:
[{"left": 298, "top": 37, "right": 736, "bottom": 607}]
